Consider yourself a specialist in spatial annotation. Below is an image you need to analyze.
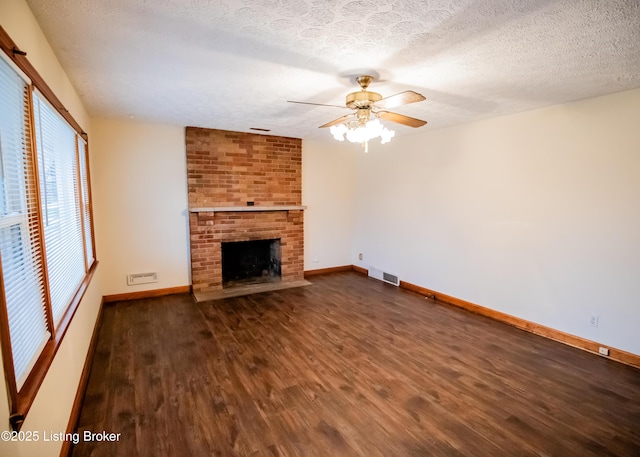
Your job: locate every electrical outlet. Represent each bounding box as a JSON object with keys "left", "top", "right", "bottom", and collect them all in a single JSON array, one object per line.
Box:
[
  {"left": 589, "top": 315, "right": 599, "bottom": 327},
  {"left": 312, "top": 256, "right": 319, "bottom": 263},
  {"left": 598, "top": 347, "right": 609, "bottom": 356},
  {"left": 358, "top": 253, "right": 363, "bottom": 260}
]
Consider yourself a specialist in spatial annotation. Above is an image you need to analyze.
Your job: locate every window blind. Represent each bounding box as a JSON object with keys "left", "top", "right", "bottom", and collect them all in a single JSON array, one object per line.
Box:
[
  {"left": 0, "top": 57, "right": 50, "bottom": 389},
  {"left": 33, "top": 92, "right": 85, "bottom": 326}
]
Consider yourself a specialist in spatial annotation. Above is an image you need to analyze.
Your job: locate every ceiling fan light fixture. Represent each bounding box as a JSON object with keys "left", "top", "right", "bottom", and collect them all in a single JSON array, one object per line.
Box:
[
  {"left": 330, "top": 118, "right": 395, "bottom": 152},
  {"left": 290, "top": 74, "right": 424, "bottom": 152},
  {"left": 330, "top": 123, "right": 348, "bottom": 141}
]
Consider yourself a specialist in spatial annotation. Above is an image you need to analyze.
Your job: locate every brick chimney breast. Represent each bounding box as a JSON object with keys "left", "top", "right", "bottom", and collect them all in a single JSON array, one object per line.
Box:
[{"left": 186, "top": 128, "right": 304, "bottom": 293}]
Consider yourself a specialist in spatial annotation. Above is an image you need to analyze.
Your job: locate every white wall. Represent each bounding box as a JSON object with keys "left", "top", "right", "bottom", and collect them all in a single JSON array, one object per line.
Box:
[
  {"left": 91, "top": 119, "right": 190, "bottom": 295},
  {"left": 353, "top": 88, "right": 640, "bottom": 356},
  {"left": 0, "top": 0, "right": 104, "bottom": 455},
  {"left": 302, "top": 139, "right": 356, "bottom": 270}
]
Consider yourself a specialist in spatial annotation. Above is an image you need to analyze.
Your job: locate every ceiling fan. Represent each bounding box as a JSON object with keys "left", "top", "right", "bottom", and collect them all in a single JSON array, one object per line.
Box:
[{"left": 287, "top": 75, "right": 427, "bottom": 150}]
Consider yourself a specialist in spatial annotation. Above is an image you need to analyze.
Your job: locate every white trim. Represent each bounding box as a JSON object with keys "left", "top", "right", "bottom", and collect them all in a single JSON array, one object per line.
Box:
[
  {"left": 0, "top": 212, "right": 27, "bottom": 229},
  {"left": 0, "top": 49, "right": 32, "bottom": 85}
]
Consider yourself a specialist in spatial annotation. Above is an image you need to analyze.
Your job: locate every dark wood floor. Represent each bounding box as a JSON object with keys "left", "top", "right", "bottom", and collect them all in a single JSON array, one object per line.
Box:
[{"left": 72, "top": 272, "right": 640, "bottom": 456}]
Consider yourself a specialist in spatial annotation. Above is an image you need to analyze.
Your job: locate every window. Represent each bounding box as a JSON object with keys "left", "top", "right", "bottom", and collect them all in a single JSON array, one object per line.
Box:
[
  {"left": 33, "top": 92, "right": 87, "bottom": 325},
  {"left": 0, "top": 54, "right": 50, "bottom": 392},
  {"left": 0, "top": 38, "right": 96, "bottom": 429}
]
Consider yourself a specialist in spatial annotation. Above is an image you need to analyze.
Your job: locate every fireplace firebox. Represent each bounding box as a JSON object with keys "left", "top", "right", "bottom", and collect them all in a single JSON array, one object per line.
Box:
[{"left": 221, "top": 239, "right": 281, "bottom": 286}]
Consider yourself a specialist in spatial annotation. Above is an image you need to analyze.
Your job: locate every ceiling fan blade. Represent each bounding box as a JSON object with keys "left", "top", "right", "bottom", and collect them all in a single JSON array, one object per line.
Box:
[
  {"left": 287, "top": 100, "right": 347, "bottom": 109},
  {"left": 319, "top": 114, "right": 353, "bottom": 128},
  {"left": 375, "top": 91, "right": 426, "bottom": 110},
  {"left": 377, "top": 111, "right": 427, "bottom": 128}
]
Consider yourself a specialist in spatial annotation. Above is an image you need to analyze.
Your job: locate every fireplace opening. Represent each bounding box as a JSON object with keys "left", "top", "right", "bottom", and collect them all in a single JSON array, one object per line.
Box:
[{"left": 221, "top": 239, "right": 281, "bottom": 287}]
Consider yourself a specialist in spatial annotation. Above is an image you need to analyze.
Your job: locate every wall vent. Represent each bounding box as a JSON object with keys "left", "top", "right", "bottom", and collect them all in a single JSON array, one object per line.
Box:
[
  {"left": 368, "top": 266, "right": 400, "bottom": 286},
  {"left": 127, "top": 272, "right": 158, "bottom": 286},
  {"left": 382, "top": 271, "right": 400, "bottom": 285}
]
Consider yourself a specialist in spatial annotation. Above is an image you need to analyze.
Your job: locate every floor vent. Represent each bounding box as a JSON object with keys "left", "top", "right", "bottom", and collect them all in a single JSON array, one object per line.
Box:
[
  {"left": 127, "top": 272, "right": 158, "bottom": 286},
  {"left": 368, "top": 266, "right": 400, "bottom": 286}
]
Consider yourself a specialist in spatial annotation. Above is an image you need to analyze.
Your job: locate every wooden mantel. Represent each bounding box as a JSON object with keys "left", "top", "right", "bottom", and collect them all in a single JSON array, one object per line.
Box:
[{"left": 189, "top": 205, "right": 306, "bottom": 213}]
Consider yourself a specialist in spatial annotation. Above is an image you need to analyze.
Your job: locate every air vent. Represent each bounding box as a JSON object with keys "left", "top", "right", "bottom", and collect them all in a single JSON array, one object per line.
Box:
[
  {"left": 383, "top": 272, "right": 399, "bottom": 285},
  {"left": 127, "top": 272, "right": 158, "bottom": 286},
  {"left": 368, "top": 266, "right": 400, "bottom": 286}
]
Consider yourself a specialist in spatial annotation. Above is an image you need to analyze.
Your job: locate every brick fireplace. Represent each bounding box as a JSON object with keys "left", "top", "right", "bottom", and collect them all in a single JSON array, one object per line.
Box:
[{"left": 186, "top": 127, "right": 305, "bottom": 299}]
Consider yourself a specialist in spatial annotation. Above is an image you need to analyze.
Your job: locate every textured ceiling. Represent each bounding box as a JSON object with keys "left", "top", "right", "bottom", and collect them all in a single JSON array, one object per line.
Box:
[{"left": 24, "top": 0, "right": 640, "bottom": 139}]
